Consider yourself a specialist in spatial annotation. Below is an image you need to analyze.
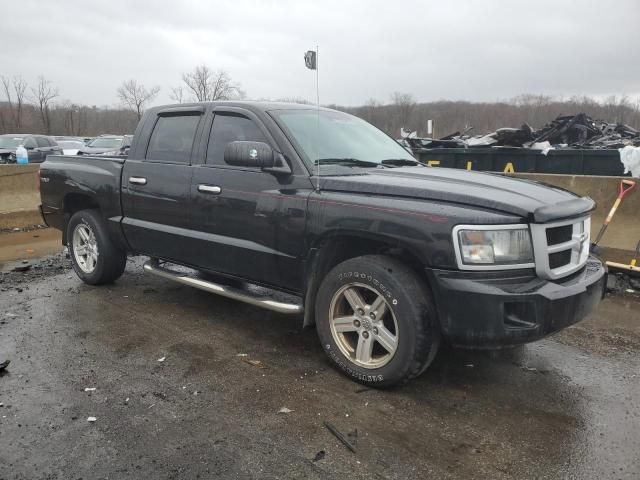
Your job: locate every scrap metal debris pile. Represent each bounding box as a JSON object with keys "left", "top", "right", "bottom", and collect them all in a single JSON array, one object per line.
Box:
[{"left": 401, "top": 113, "right": 640, "bottom": 151}]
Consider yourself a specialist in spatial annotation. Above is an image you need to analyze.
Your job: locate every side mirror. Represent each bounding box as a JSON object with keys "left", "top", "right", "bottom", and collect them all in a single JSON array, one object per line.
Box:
[
  {"left": 224, "top": 141, "right": 274, "bottom": 168},
  {"left": 224, "top": 141, "right": 291, "bottom": 175}
]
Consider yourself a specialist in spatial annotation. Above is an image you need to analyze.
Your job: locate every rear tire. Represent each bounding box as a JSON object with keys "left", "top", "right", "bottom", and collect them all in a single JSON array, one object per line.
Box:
[
  {"left": 315, "top": 255, "right": 440, "bottom": 388},
  {"left": 67, "top": 209, "right": 127, "bottom": 285}
]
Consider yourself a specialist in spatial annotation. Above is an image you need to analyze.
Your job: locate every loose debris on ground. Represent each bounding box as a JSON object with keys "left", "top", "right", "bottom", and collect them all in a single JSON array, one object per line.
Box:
[
  {"left": 312, "top": 450, "right": 326, "bottom": 462},
  {"left": 401, "top": 113, "right": 640, "bottom": 151},
  {"left": 242, "top": 358, "right": 267, "bottom": 369},
  {"left": 607, "top": 272, "right": 640, "bottom": 295},
  {"left": 1, "top": 252, "right": 71, "bottom": 286},
  {"left": 0, "top": 224, "right": 48, "bottom": 235},
  {"left": 324, "top": 421, "right": 357, "bottom": 453}
]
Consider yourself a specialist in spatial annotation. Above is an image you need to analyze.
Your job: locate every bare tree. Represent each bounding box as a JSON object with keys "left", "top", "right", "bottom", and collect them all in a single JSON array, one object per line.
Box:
[
  {"left": 117, "top": 79, "right": 160, "bottom": 119},
  {"left": 57, "top": 100, "right": 81, "bottom": 135},
  {"left": 169, "top": 85, "right": 186, "bottom": 104},
  {"left": 182, "top": 65, "right": 242, "bottom": 101},
  {"left": 30, "top": 75, "right": 59, "bottom": 134},
  {"left": 13, "top": 77, "right": 28, "bottom": 130},
  {"left": 390, "top": 92, "right": 416, "bottom": 135},
  {"left": 1, "top": 76, "right": 14, "bottom": 128},
  {"left": 2, "top": 75, "right": 28, "bottom": 130}
]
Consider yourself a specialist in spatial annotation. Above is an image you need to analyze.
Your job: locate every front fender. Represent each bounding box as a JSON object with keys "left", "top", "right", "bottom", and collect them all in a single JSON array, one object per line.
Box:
[{"left": 305, "top": 191, "right": 522, "bottom": 270}]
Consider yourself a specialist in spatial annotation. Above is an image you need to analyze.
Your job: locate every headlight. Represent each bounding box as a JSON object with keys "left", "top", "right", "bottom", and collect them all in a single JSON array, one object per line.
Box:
[{"left": 453, "top": 225, "right": 534, "bottom": 269}]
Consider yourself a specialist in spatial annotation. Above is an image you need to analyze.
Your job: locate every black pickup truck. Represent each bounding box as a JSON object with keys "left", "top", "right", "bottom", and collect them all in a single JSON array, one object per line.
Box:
[{"left": 39, "top": 102, "right": 606, "bottom": 387}]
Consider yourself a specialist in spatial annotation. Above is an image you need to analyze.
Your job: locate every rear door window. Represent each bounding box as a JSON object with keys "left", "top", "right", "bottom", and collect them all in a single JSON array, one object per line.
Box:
[
  {"left": 206, "top": 114, "right": 268, "bottom": 166},
  {"left": 24, "top": 137, "right": 37, "bottom": 149},
  {"left": 146, "top": 114, "right": 201, "bottom": 163},
  {"left": 36, "top": 137, "right": 50, "bottom": 148}
]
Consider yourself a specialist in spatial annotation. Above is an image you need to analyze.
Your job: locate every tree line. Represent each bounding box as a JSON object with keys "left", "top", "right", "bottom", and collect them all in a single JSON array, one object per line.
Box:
[
  {"left": 0, "top": 65, "right": 244, "bottom": 136},
  {"left": 331, "top": 93, "right": 640, "bottom": 139},
  {"left": 1, "top": 68, "right": 639, "bottom": 139}
]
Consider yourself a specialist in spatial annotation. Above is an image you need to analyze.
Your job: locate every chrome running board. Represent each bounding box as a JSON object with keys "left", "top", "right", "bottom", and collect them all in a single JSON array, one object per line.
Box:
[{"left": 143, "top": 259, "right": 303, "bottom": 315}]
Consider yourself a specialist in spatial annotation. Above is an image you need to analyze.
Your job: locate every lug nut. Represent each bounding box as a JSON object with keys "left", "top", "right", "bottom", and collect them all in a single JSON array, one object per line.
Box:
[
  {"left": 354, "top": 320, "right": 361, "bottom": 327},
  {"left": 369, "top": 313, "right": 376, "bottom": 320},
  {"left": 373, "top": 327, "right": 378, "bottom": 335},
  {"left": 357, "top": 308, "right": 364, "bottom": 316},
  {"left": 362, "top": 331, "right": 369, "bottom": 339}
]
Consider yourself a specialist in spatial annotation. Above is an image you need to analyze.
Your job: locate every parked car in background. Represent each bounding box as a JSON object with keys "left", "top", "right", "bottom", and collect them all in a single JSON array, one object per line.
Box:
[
  {"left": 77, "top": 135, "right": 132, "bottom": 156},
  {"left": 0, "top": 134, "right": 63, "bottom": 164},
  {"left": 56, "top": 140, "right": 85, "bottom": 155},
  {"left": 96, "top": 135, "right": 133, "bottom": 157},
  {"left": 54, "top": 136, "right": 85, "bottom": 142}
]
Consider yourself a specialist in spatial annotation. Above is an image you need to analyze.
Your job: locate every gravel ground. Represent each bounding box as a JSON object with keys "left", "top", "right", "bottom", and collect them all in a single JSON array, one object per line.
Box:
[{"left": 0, "top": 254, "right": 639, "bottom": 479}]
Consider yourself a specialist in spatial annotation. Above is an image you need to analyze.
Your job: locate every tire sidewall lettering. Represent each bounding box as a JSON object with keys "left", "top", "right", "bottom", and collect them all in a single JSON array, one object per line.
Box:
[
  {"left": 324, "top": 344, "right": 384, "bottom": 382},
  {"left": 336, "top": 270, "right": 398, "bottom": 306}
]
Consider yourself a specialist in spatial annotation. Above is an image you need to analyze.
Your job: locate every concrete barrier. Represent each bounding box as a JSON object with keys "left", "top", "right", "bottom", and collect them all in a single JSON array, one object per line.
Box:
[
  {"left": 0, "top": 165, "right": 637, "bottom": 252},
  {"left": 511, "top": 173, "right": 639, "bottom": 251},
  {"left": 0, "top": 164, "right": 42, "bottom": 229}
]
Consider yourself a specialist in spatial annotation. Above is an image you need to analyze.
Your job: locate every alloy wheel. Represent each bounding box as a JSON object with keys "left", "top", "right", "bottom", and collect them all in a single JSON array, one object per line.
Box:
[
  {"left": 328, "top": 282, "right": 399, "bottom": 369},
  {"left": 72, "top": 223, "right": 98, "bottom": 273}
]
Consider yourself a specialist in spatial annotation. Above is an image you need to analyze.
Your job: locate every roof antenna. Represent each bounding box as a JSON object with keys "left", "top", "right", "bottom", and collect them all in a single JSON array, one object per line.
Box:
[{"left": 304, "top": 46, "right": 320, "bottom": 192}]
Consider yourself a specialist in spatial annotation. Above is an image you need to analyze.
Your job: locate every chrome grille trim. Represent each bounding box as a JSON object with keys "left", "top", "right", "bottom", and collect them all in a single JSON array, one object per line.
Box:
[{"left": 530, "top": 216, "right": 590, "bottom": 280}]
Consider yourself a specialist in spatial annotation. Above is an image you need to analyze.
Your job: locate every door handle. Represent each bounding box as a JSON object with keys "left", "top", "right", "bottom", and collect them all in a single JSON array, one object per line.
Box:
[
  {"left": 129, "top": 176, "right": 147, "bottom": 185},
  {"left": 198, "top": 185, "right": 221, "bottom": 194}
]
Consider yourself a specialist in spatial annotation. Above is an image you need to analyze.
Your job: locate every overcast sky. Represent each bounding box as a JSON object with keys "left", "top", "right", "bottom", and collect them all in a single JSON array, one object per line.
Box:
[{"left": 2, "top": 0, "right": 639, "bottom": 108}]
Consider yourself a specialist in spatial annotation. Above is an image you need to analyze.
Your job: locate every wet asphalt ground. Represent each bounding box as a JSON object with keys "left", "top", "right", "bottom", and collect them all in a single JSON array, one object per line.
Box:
[{"left": 0, "top": 253, "right": 639, "bottom": 479}]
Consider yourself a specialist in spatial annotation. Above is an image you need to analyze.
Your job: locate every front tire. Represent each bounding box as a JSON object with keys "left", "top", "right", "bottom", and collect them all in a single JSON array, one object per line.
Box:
[
  {"left": 315, "top": 255, "right": 440, "bottom": 388},
  {"left": 67, "top": 209, "right": 127, "bottom": 285}
]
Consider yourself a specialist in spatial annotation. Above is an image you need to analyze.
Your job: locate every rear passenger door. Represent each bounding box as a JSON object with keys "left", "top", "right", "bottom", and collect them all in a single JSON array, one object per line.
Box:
[{"left": 121, "top": 109, "right": 204, "bottom": 262}]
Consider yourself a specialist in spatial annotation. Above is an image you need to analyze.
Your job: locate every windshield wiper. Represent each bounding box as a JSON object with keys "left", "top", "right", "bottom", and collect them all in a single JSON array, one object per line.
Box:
[
  {"left": 380, "top": 158, "right": 421, "bottom": 167},
  {"left": 314, "top": 158, "right": 381, "bottom": 168}
]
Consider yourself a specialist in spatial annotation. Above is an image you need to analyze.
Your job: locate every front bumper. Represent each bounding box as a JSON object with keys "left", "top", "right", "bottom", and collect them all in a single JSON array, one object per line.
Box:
[{"left": 427, "top": 255, "right": 606, "bottom": 348}]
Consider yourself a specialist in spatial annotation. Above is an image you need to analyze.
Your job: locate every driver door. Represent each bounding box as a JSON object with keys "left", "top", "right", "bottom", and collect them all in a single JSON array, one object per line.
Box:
[{"left": 185, "top": 108, "right": 311, "bottom": 291}]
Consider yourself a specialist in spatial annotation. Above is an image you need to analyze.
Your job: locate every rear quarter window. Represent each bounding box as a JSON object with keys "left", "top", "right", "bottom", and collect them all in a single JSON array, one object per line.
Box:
[{"left": 146, "top": 114, "right": 201, "bottom": 163}]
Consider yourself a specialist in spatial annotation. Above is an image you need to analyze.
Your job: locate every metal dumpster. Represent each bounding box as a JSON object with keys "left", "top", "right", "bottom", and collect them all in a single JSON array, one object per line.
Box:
[{"left": 412, "top": 148, "right": 625, "bottom": 176}]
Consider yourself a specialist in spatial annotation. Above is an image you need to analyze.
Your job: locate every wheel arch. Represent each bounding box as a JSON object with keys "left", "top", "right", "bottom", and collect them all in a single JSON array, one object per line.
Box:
[
  {"left": 61, "top": 193, "right": 101, "bottom": 244},
  {"left": 302, "top": 230, "right": 431, "bottom": 328}
]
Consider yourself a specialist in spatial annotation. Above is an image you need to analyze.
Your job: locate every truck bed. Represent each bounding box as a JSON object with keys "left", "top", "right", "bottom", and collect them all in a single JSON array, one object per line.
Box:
[{"left": 39, "top": 154, "right": 126, "bottom": 246}]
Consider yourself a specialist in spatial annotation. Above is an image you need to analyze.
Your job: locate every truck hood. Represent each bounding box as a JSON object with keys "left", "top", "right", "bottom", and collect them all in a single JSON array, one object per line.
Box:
[{"left": 319, "top": 166, "right": 594, "bottom": 222}]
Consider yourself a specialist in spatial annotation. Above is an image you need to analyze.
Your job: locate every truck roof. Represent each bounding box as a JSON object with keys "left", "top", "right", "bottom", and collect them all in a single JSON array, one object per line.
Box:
[{"left": 146, "top": 101, "right": 334, "bottom": 115}]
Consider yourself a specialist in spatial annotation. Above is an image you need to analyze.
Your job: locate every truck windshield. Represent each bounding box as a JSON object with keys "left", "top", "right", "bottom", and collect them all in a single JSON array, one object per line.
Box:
[
  {"left": 0, "top": 136, "right": 25, "bottom": 149},
  {"left": 88, "top": 137, "right": 122, "bottom": 148},
  {"left": 271, "top": 109, "right": 416, "bottom": 168}
]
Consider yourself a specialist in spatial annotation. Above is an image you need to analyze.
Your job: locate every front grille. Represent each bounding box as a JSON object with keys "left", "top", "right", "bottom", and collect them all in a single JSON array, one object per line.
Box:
[
  {"left": 530, "top": 216, "right": 590, "bottom": 280},
  {"left": 546, "top": 225, "right": 572, "bottom": 245},
  {"left": 549, "top": 250, "right": 572, "bottom": 269}
]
